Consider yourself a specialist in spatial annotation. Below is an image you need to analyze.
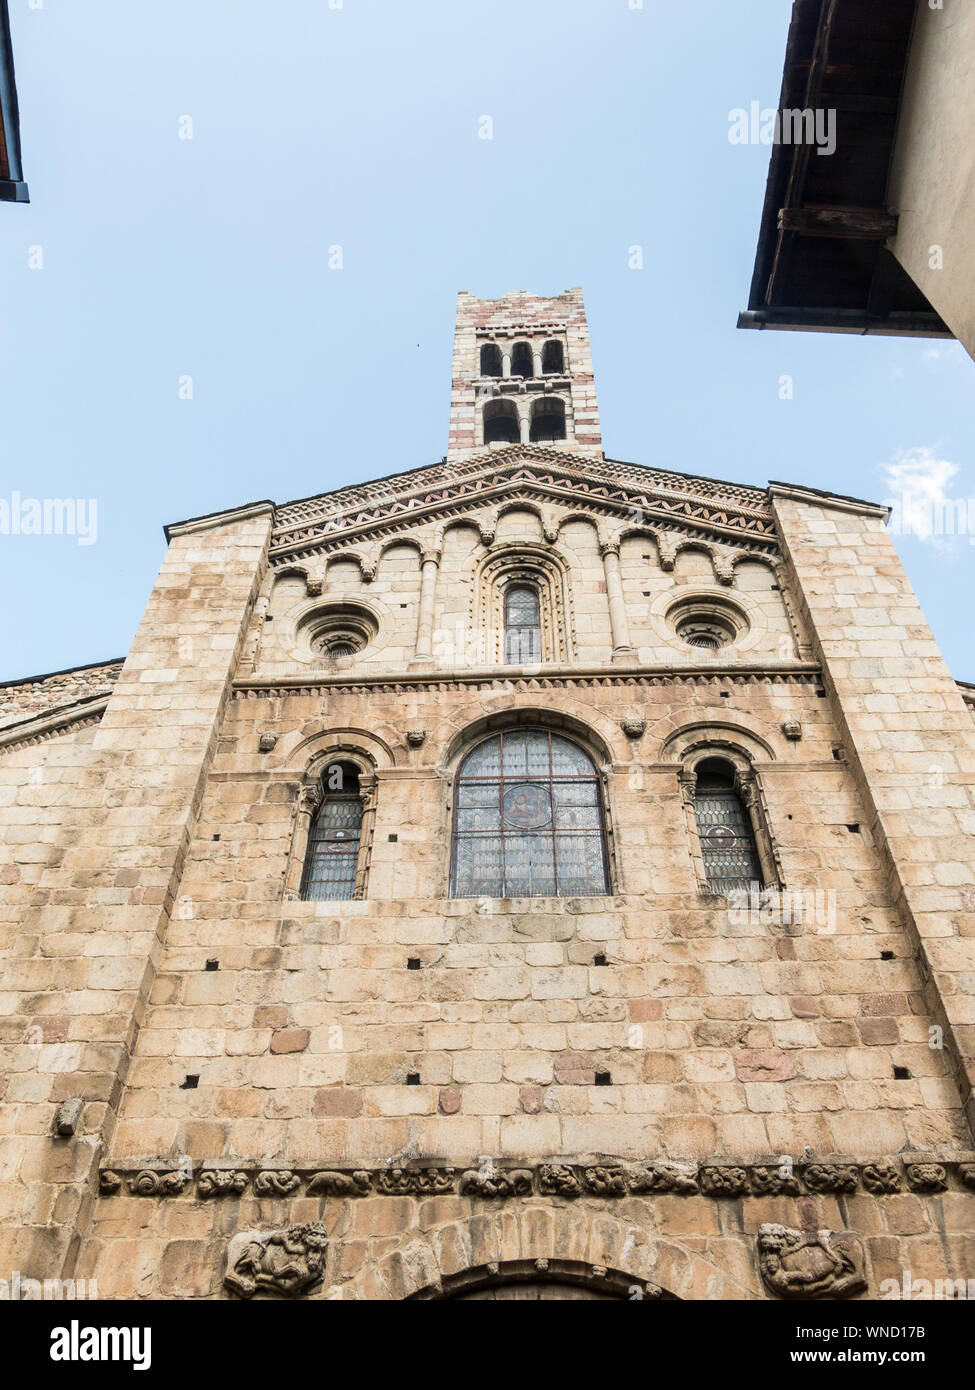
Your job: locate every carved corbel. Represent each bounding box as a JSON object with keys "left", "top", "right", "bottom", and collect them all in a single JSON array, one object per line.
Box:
[
  {"left": 712, "top": 546, "right": 736, "bottom": 586},
  {"left": 477, "top": 511, "right": 498, "bottom": 548},
  {"left": 656, "top": 533, "right": 677, "bottom": 572},
  {"left": 539, "top": 508, "right": 560, "bottom": 544}
]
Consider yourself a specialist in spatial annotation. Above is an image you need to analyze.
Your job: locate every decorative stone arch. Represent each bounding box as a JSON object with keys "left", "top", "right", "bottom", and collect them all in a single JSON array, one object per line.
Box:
[
  {"left": 440, "top": 704, "right": 617, "bottom": 777},
  {"left": 472, "top": 543, "right": 575, "bottom": 665},
  {"left": 376, "top": 534, "right": 424, "bottom": 564},
  {"left": 323, "top": 550, "right": 377, "bottom": 585},
  {"left": 336, "top": 1207, "right": 757, "bottom": 1301},
  {"left": 529, "top": 393, "right": 568, "bottom": 444},
  {"left": 659, "top": 723, "right": 783, "bottom": 894},
  {"left": 282, "top": 738, "right": 386, "bottom": 901}
]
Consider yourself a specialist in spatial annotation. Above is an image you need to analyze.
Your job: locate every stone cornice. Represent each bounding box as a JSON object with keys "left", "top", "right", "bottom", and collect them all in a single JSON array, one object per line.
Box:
[
  {"left": 164, "top": 500, "right": 276, "bottom": 541},
  {"left": 99, "top": 1155, "right": 975, "bottom": 1201},
  {"left": 270, "top": 453, "right": 778, "bottom": 562},
  {"left": 768, "top": 482, "right": 891, "bottom": 521},
  {"left": 0, "top": 693, "right": 110, "bottom": 753},
  {"left": 232, "top": 663, "right": 822, "bottom": 699},
  {"left": 275, "top": 448, "right": 772, "bottom": 530}
]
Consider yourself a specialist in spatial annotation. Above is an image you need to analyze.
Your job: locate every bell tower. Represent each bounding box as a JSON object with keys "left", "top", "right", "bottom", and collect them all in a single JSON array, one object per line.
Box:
[{"left": 446, "top": 287, "right": 603, "bottom": 461}]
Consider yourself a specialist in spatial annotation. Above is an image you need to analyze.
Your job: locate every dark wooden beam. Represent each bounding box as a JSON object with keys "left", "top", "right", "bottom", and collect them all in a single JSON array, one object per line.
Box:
[{"left": 777, "top": 206, "right": 899, "bottom": 240}]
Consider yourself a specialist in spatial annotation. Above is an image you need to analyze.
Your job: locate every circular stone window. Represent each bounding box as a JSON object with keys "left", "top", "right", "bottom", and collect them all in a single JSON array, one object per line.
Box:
[
  {"left": 297, "top": 605, "right": 378, "bottom": 667},
  {"left": 668, "top": 597, "right": 747, "bottom": 652}
]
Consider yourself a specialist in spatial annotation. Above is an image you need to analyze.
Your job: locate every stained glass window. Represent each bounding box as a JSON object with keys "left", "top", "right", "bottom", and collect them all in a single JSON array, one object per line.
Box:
[
  {"left": 693, "top": 759, "right": 763, "bottom": 894},
  {"left": 504, "top": 584, "right": 541, "bottom": 663},
  {"left": 450, "top": 730, "right": 610, "bottom": 899},
  {"left": 300, "top": 764, "right": 363, "bottom": 900}
]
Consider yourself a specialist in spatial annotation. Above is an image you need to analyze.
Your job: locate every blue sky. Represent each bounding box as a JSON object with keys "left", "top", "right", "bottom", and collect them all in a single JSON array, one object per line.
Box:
[{"left": 1, "top": 0, "right": 972, "bottom": 682}]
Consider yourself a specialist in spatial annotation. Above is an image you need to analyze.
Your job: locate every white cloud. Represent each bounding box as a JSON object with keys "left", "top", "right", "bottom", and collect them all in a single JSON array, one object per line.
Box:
[{"left": 879, "top": 447, "right": 969, "bottom": 549}]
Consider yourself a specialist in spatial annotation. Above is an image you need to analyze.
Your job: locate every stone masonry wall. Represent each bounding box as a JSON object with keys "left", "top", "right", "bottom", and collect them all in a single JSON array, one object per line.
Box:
[{"left": 0, "top": 506, "right": 273, "bottom": 1281}]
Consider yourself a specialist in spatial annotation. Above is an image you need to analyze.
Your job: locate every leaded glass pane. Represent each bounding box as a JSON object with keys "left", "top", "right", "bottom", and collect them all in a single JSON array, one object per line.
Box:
[
  {"left": 301, "top": 767, "right": 363, "bottom": 901},
  {"left": 694, "top": 788, "right": 762, "bottom": 895},
  {"left": 451, "top": 731, "right": 610, "bottom": 899},
  {"left": 504, "top": 585, "right": 542, "bottom": 664},
  {"left": 550, "top": 739, "right": 593, "bottom": 776},
  {"left": 461, "top": 735, "right": 502, "bottom": 777},
  {"left": 501, "top": 731, "right": 530, "bottom": 778}
]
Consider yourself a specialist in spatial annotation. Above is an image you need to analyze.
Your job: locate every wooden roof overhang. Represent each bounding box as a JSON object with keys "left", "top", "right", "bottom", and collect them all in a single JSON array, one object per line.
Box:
[
  {"left": 0, "top": 1, "right": 27, "bottom": 203},
  {"left": 738, "top": 0, "right": 952, "bottom": 340}
]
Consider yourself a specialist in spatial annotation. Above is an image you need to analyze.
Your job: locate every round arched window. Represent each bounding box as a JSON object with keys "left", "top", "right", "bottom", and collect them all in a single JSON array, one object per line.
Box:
[{"left": 450, "top": 730, "right": 610, "bottom": 899}]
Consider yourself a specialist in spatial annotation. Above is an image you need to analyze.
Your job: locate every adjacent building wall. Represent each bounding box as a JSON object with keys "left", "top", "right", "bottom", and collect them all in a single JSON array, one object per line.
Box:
[{"left": 888, "top": 0, "right": 975, "bottom": 360}]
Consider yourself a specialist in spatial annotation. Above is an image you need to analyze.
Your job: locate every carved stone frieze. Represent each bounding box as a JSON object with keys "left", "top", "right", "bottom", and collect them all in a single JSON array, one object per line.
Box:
[
  {"left": 306, "top": 1170, "right": 372, "bottom": 1197},
  {"left": 459, "top": 1168, "right": 532, "bottom": 1198},
  {"left": 862, "top": 1163, "right": 902, "bottom": 1195},
  {"left": 905, "top": 1163, "right": 948, "bottom": 1194},
  {"left": 539, "top": 1163, "right": 583, "bottom": 1197},
  {"left": 253, "top": 1170, "right": 301, "bottom": 1197},
  {"left": 758, "top": 1225, "right": 867, "bottom": 1301},
  {"left": 699, "top": 1166, "right": 749, "bottom": 1197},
  {"left": 224, "top": 1222, "right": 329, "bottom": 1299},
  {"left": 98, "top": 1156, "right": 975, "bottom": 1201},
  {"left": 803, "top": 1163, "right": 859, "bottom": 1195},
  {"left": 126, "top": 1169, "right": 189, "bottom": 1197},
  {"left": 749, "top": 1165, "right": 799, "bottom": 1197},
  {"left": 627, "top": 1162, "right": 699, "bottom": 1195},
  {"left": 198, "top": 1169, "right": 249, "bottom": 1198}
]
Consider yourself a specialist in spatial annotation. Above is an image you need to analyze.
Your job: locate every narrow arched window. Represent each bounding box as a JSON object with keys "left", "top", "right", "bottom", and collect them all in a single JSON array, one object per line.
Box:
[
  {"left": 480, "top": 343, "right": 503, "bottom": 377},
  {"left": 530, "top": 397, "right": 566, "bottom": 443},
  {"left": 450, "top": 730, "right": 610, "bottom": 899},
  {"left": 504, "top": 583, "right": 541, "bottom": 663},
  {"left": 483, "top": 398, "right": 520, "bottom": 445},
  {"left": 301, "top": 762, "right": 363, "bottom": 900},
  {"left": 693, "top": 759, "right": 762, "bottom": 894},
  {"left": 510, "top": 341, "right": 534, "bottom": 378},
  {"left": 541, "top": 340, "right": 564, "bottom": 374}
]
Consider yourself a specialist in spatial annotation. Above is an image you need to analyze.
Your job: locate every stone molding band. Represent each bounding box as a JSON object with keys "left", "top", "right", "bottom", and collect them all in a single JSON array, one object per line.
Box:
[{"left": 100, "top": 1155, "right": 975, "bottom": 1200}]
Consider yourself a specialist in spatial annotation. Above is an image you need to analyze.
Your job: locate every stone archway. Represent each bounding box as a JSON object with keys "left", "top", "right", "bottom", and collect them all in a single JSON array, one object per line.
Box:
[
  {"left": 340, "top": 1202, "right": 759, "bottom": 1301},
  {"left": 409, "top": 1258, "right": 679, "bottom": 1301}
]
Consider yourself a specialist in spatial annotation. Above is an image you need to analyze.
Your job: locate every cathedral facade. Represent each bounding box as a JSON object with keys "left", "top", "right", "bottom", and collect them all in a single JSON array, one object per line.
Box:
[{"left": 1, "top": 288, "right": 974, "bottom": 1301}]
